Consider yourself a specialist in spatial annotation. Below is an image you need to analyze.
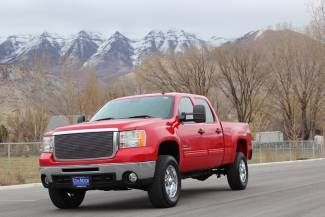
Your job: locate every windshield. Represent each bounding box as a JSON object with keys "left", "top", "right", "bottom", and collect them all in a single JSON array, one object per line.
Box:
[{"left": 90, "top": 96, "right": 174, "bottom": 121}]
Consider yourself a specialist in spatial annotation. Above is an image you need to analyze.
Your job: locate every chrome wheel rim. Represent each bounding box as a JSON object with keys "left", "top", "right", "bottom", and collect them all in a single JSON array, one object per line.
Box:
[
  {"left": 164, "top": 165, "right": 178, "bottom": 200},
  {"left": 239, "top": 160, "right": 247, "bottom": 183}
]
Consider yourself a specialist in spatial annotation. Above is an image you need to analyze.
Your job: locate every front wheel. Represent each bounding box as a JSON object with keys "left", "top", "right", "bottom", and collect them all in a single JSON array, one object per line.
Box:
[
  {"left": 227, "top": 152, "right": 248, "bottom": 190},
  {"left": 148, "top": 155, "right": 181, "bottom": 208},
  {"left": 48, "top": 187, "right": 85, "bottom": 209}
]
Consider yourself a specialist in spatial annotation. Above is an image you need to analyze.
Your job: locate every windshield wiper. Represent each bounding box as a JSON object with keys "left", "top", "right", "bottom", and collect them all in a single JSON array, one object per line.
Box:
[
  {"left": 95, "top": 117, "right": 115, "bottom": 121},
  {"left": 127, "top": 115, "right": 154, "bottom": 119}
]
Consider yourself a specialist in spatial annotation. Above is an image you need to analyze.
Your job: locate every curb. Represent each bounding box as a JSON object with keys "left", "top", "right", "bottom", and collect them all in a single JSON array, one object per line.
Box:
[
  {"left": 0, "top": 183, "right": 42, "bottom": 190},
  {"left": 249, "top": 158, "right": 325, "bottom": 167}
]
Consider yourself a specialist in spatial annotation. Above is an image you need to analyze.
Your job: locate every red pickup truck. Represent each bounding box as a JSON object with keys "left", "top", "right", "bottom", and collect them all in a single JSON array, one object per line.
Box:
[{"left": 40, "top": 92, "right": 252, "bottom": 209}]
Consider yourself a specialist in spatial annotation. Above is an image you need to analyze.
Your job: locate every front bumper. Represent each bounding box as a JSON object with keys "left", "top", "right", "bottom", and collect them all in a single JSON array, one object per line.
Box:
[{"left": 40, "top": 161, "right": 156, "bottom": 189}]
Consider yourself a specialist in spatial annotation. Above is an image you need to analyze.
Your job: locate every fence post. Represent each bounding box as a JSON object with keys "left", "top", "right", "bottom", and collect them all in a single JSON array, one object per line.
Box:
[
  {"left": 289, "top": 142, "right": 292, "bottom": 161},
  {"left": 275, "top": 143, "right": 277, "bottom": 153},
  {"left": 275, "top": 143, "right": 277, "bottom": 161},
  {"left": 7, "top": 143, "right": 11, "bottom": 173},
  {"left": 312, "top": 141, "right": 315, "bottom": 158}
]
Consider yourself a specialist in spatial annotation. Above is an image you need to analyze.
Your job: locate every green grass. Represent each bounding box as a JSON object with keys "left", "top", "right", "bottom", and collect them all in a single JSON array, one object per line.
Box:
[{"left": 0, "top": 156, "right": 39, "bottom": 185}]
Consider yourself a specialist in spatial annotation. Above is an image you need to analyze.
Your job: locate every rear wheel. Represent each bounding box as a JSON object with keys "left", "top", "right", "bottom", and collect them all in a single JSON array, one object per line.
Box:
[
  {"left": 227, "top": 152, "right": 248, "bottom": 190},
  {"left": 48, "top": 187, "right": 85, "bottom": 209},
  {"left": 148, "top": 155, "right": 181, "bottom": 208}
]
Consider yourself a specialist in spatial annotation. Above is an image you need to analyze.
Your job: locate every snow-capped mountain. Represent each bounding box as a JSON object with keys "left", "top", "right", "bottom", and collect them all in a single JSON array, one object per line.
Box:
[
  {"left": 0, "top": 29, "right": 226, "bottom": 78},
  {"left": 0, "top": 35, "right": 31, "bottom": 63},
  {"left": 233, "top": 30, "right": 267, "bottom": 43},
  {"left": 84, "top": 31, "right": 134, "bottom": 77},
  {"left": 132, "top": 29, "right": 205, "bottom": 64},
  {"left": 19, "top": 32, "right": 63, "bottom": 67},
  {"left": 0, "top": 32, "right": 65, "bottom": 70},
  {"left": 62, "top": 31, "right": 103, "bottom": 64},
  {"left": 209, "top": 36, "right": 231, "bottom": 46}
]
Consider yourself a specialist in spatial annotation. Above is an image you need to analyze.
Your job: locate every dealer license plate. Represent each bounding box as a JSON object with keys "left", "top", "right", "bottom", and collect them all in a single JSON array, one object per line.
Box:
[{"left": 72, "top": 176, "right": 90, "bottom": 188}]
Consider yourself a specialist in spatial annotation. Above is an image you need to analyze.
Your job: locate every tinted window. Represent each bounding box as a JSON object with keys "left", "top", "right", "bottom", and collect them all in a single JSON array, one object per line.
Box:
[
  {"left": 195, "top": 98, "right": 215, "bottom": 123},
  {"left": 90, "top": 96, "right": 174, "bottom": 121},
  {"left": 179, "top": 97, "right": 193, "bottom": 119}
]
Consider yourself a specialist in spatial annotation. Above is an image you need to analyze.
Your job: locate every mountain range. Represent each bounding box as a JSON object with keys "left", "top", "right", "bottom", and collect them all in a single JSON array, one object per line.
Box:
[
  {"left": 0, "top": 28, "right": 306, "bottom": 119},
  {"left": 0, "top": 28, "right": 304, "bottom": 80},
  {"left": 0, "top": 29, "right": 216, "bottom": 79}
]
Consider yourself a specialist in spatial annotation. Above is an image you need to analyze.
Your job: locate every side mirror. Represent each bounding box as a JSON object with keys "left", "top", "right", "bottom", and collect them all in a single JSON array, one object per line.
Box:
[
  {"left": 179, "top": 105, "right": 206, "bottom": 123},
  {"left": 77, "top": 115, "right": 86, "bottom": 123},
  {"left": 180, "top": 112, "right": 187, "bottom": 121},
  {"left": 193, "top": 105, "right": 206, "bottom": 123}
]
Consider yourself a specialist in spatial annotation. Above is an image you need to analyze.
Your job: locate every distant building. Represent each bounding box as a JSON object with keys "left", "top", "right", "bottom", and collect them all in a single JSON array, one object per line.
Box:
[
  {"left": 255, "top": 131, "right": 284, "bottom": 143},
  {"left": 46, "top": 115, "right": 80, "bottom": 131}
]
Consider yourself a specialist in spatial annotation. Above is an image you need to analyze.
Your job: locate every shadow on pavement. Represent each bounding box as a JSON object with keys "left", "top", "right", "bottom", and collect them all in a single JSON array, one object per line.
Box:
[{"left": 49, "top": 186, "right": 230, "bottom": 212}]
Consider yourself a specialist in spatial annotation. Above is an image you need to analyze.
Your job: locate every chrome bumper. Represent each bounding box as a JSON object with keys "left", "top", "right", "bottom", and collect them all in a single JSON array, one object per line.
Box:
[{"left": 40, "top": 161, "right": 156, "bottom": 183}]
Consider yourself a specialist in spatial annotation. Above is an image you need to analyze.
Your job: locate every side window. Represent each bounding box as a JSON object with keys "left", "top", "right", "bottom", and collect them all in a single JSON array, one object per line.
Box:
[
  {"left": 195, "top": 98, "right": 215, "bottom": 123},
  {"left": 178, "top": 97, "right": 193, "bottom": 119}
]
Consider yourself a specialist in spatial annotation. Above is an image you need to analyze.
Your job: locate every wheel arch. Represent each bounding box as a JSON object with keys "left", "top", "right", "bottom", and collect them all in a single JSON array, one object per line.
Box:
[
  {"left": 157, "top": 140, "right": 180, "bottom": 163},
  {"left": 236, "top": 138, "right": 249, "bottom": 159}
]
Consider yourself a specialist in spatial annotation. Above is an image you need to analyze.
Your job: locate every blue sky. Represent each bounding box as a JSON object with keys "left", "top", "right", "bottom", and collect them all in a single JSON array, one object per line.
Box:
[{"left": 0, "top": 0, "right": 311, "bottom": 39}]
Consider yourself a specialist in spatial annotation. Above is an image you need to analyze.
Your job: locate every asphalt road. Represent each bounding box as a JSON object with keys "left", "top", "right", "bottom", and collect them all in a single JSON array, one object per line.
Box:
[{"left": 1, "top": 159, "right": 325, "bottom": 217}]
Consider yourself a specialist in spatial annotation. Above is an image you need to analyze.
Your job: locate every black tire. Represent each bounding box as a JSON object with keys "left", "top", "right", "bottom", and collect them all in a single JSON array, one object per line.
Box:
[
  {"left": 227, "top": 152, "right": 248, "bottom": 190},
  {"left": 148, "top": 155, "right": 181, "bottom": 208},
  {"left": 48, "top": 187, "right": 85, "bottom": 209}
]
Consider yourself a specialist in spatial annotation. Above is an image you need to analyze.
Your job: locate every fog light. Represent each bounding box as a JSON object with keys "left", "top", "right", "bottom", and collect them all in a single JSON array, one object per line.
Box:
[
  {"left": 41, "top": 175, "right": 50, "bottom": 188},
  {"left": 128, "top": 172, "right": 138, "bottom": 183}
]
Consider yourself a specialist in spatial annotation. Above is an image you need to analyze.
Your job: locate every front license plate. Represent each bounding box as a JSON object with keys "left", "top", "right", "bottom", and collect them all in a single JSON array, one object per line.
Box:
[{"left": 72, "top": 176, "right": 90, "bottom": 188}]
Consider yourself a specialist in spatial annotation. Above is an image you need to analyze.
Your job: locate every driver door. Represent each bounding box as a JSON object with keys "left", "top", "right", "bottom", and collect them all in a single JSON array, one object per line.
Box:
[{"left": 176, "top": 97, "right": 209, "bottom": 172}]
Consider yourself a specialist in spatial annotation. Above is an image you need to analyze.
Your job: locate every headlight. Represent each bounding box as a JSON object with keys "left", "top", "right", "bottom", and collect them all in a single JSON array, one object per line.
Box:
[
  {"left": 42, "top": 136, "right": 54, "bottom": 153},
  {"left": 119, "top": 130, "right": 146, "bottom": 148}
]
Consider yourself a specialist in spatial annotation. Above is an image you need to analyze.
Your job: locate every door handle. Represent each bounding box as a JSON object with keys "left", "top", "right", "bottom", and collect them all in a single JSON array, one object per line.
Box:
[
  {"left": 198, "top": 128, "right": 205, "bottom": 135},
  {"left": 216, "top": 128, "right": 221, "bottom": 134}
]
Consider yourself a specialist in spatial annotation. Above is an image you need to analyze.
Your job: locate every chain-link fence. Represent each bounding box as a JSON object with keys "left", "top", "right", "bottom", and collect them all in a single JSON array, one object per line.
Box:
[
  {"left": 251, "top": 140, "right": 325, "bottom": 163},
  {"left": 0, "top": 142, "right": 41, "bottom": 185},
  {"left": 0, "top": 140, "right": 324, "bottom": 185}
]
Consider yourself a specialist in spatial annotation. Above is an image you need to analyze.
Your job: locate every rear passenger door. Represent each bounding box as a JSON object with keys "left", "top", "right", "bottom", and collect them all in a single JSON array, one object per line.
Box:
[
  {"left": 194, "top": 98, "right": 225, "bottom": 168},
  {"left": 177, "top": 97, "right": 209, "bottom": 172}
]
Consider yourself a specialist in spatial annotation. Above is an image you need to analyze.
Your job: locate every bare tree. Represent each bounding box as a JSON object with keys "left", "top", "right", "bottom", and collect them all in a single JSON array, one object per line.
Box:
[
  {"left": 269, "top": 29, "right": 325, "bottom": 139},
  {"left": 215, "top": 44, "right": 269, "bottom": 123},
  {"left": 269, "top": 36, "right": 300, "bottom": 140},
  {"left": 0, "top": 124, "right": 8, "bottom": 143},
  {"left": 54, "top": 69, "right": 82, "bottom": 123},
  {"left": 6, "top": 106, "right": 48, "bottom": 142},
  {"left": 80, "top": 69, "right": 105, "bottom": 118},
  {"left": 135, "top": 47, "right": 218, "bottom": 96},
  {"left": 308, "top": 0, "right": 325, "bottom": 135},
  {"left": 292, "top": 38, "right": 325, "bottom": 139},
  {"left": 309, "top": 0, "right": 325, "bottom": 42}
]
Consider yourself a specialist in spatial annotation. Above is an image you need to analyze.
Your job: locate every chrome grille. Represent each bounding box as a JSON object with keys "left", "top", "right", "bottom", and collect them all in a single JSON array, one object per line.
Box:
[{"left": 54, "top": 131, "right": 116, "bottom": 160}]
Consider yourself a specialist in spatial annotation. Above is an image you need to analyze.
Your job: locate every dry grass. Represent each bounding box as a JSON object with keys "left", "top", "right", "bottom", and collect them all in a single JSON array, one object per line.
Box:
[
  {"left": 250, "top": 149, "right": 325, "bottom": 164},
  {"left": 0, "top": 156, "right": 39, "bottom": 186},
  {"left": 250, "top": 151, "right": 292, "bottom": 163}
]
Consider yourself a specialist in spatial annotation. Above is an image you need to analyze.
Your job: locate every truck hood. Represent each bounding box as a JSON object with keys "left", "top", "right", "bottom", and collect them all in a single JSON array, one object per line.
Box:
[{"left": 51, "top": 118, "right": 168, "bottom": 135}]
